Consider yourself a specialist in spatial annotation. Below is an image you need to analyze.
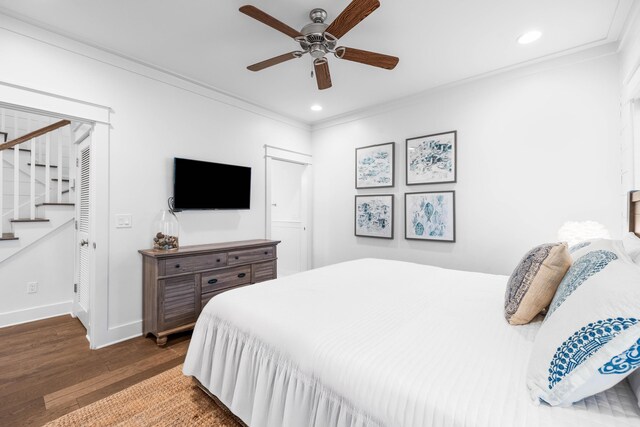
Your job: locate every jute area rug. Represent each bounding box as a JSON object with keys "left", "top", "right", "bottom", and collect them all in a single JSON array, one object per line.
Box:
[{"left": 45, "top": 365, "right": 245, "bottom": 427}]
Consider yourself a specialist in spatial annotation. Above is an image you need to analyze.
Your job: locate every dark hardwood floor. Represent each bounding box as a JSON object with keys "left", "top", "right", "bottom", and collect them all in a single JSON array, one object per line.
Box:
[{"left": 0, "top": 315, "right": 191, "bottom": 426}]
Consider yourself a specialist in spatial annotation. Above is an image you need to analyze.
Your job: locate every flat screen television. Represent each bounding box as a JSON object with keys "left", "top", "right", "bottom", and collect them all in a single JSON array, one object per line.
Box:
[{"left": 173, "top": 157, "right": 251, "bottom": 210}]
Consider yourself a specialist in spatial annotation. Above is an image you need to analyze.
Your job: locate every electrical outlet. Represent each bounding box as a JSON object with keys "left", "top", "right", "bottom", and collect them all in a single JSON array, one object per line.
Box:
[{"left": 27, "top": 281, "right": 38, "bottom": 294}]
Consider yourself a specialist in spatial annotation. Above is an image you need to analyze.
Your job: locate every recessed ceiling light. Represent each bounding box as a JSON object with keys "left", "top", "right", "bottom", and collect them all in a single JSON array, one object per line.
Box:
[
  {"left": 517, "top": 30, "right": 542, "bottom": 45},
  {"left": 310, "top": 104, "right": 322, "bottom": 111}
]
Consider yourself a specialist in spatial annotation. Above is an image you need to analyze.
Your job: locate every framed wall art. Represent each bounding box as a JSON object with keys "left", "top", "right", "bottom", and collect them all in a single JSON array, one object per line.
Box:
[
  {"left": 406, "top": 131, "right": 456, "bottom": 185},
  {"left": 405, "top": 191, "right": 455, "bottom": 242},
  {"left": 355, "top": 142, "right": 394, "bottom": 189},
  {"left": 355, "top": 194, "right": 394, "bottom": 239}
]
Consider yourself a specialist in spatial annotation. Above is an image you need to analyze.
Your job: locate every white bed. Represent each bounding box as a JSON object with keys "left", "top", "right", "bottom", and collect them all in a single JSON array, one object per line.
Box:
[{"left": 183, "top": 258, "right": 640, "bottom": 427}]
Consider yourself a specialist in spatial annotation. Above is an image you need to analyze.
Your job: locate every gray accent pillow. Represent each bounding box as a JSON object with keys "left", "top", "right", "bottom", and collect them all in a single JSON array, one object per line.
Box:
[{"left": 504, "top": 243, "right": 571, "bottom": 325}]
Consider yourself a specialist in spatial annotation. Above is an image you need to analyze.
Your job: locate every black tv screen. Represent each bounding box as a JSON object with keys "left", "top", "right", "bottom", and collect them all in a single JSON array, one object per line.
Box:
[{"left": 173, "top": 158, "right": 251, "bottom": 210}]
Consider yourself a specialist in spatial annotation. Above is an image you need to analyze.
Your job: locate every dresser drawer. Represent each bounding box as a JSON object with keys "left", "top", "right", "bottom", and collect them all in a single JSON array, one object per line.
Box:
[
  {"left": 252, "top": 260, "right": 277, "bottom": 283},
  {"left": 161, "top": 253, "right": 227, "bottom": 275},
  {"left": 228, "top": 246, "right": 275, "bottom": 265},
  {"left": 201, "top": 265, "right": 251, "bottom": 293}
]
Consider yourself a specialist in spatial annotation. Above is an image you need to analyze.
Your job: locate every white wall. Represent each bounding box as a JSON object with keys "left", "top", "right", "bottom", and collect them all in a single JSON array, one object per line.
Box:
[
  {"left": 619, "top": 3, "right": 640, "bottom": 99},
  {"left": 619, "top": 3, "right": 640, "bottom": 195},
  {"left": 0, "top": 222, "right": 74, "bottom": 326},
  {"left": 0, "top": 15, "right": 311, "bottom": 344},
  {"left": 311, "top": 48, "right": 622, "bottom": 275}
]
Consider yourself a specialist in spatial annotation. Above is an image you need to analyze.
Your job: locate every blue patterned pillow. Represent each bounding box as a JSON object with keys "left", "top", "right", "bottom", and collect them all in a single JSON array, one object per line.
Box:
[{"left": 526, "top": 239, "right": 640, "bottom": 406}]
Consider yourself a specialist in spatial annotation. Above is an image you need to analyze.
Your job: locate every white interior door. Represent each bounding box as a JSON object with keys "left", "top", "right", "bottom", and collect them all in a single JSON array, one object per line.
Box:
[
  {"left": 270, "top": 159, "right": 308, "bottom": 276},
  {"left": 73, "top": 135, "right": 91, "bottom": 331}
]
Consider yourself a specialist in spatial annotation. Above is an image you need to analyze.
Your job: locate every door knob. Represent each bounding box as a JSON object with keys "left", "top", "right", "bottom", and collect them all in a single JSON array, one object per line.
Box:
[{"left": 80, "top": 239, "right": 89, "bottom": 247}]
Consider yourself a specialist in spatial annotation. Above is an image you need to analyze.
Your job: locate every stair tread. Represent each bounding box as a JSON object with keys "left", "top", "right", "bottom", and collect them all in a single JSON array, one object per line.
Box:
[
  {"left": 51, "top": 178, "right": 70, "bottom": 182},
  {"left": 36, "top": 203, "right": 74, "bottom": 207},
  {"left": 0, "top": 233, "right": 18, "bottom": 241},
  {"left": 27, "top": 163, "right": 59, "bottom": 168},
  {"left": 6, "top": 147, "right": 30, "bottom": 152},
  {"left": 10, "top": 218, "right": 50, "bottom": 223}
]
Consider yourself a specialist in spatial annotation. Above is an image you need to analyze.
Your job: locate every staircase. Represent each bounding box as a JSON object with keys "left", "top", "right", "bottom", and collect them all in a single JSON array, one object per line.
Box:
[{"left": 0, "top": 108, "right": 83, "bottom": 263}]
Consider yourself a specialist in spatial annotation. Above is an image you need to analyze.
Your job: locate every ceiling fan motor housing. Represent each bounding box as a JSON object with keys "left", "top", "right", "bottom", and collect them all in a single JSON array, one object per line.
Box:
[{"left": 299, "top": 15, "right": 336, "bottom": 59}]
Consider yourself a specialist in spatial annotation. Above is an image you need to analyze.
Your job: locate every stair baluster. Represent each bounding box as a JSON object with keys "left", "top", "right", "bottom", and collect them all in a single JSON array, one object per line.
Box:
[
  {"left": 13, "top": 115, "right": 19, "bottom": 220},
  {"left": 30, "top": 131, "right": 36, "bottom": 220},
  {"left": 45, "top": 130, "right": 51, "bottom": 204},
  {"left": 58, "top": 128, "right": 64, "bottom": 203}
]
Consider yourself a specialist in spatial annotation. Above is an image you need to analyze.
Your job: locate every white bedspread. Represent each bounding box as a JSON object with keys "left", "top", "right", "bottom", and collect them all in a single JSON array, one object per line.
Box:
[{"left": 183, "top": 259, "right": 640, "bottom": 427}]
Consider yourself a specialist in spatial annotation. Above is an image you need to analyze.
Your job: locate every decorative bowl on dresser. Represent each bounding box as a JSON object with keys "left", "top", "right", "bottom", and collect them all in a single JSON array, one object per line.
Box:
[{"left": 139, "top": 239, "right": 280, "bottom": 345}]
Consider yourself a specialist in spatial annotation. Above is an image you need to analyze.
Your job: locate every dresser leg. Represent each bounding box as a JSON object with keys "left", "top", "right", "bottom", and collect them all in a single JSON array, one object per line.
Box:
[{"left": 156, "top": 336, "right": 168, "bottom": 346}]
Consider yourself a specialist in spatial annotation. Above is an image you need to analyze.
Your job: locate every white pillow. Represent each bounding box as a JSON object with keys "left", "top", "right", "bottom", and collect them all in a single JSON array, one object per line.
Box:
[
  {"left": 629, "top": 370, "right": 640, "bottom": 407},
  {"left": 567, "top": 238, "right": 605, "bottom": 258},
  {"left": 622, "top": 232, "right": 640, "bottom": 264},
  {"left": 527, "top": 239, "right": 640, "bottom": 406}
]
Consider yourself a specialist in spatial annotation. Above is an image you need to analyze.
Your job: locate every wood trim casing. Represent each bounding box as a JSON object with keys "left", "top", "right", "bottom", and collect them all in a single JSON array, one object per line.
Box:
[{"left": 141, "top": 239, "right": 280, "bottom": 345}]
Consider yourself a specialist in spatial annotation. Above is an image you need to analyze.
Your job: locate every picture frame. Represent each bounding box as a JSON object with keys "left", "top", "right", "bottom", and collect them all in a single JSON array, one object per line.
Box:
[
  {"left": 406, "top": 131, "right": 456, "bottom": 185},
  {"left": 355, "top": 142, "right": 395, "bottom": 189},
  {"left": 355, "top": 194, "right": 394, "bottom": 239},
  {"left": 0, "top": 132, "right": 7, "bottom": 143},
  {"left": 405, "top": 191, "right": 455, "bottom": 242}
]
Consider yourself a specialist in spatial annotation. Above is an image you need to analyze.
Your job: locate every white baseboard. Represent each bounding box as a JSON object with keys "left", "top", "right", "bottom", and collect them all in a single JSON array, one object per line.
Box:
[{"left": 0, "top": 300, "right": 73, "bottom": 328}]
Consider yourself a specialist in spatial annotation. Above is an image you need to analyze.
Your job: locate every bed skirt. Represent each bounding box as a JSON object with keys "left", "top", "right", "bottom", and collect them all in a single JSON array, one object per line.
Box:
[{"left": 183, "top": 315, "right": 382, "bottom": 427}]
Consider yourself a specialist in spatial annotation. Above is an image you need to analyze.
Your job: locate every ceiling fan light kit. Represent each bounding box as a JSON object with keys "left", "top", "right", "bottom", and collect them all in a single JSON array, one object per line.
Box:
[{"left": 240, "top": 0, "right": 399, "bottom": 90}]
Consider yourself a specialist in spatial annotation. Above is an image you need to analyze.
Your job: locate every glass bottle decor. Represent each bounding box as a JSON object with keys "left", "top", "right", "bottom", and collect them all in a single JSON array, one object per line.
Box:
[{"left": 152, "top": 210, "right": 179, "bottom": 250}]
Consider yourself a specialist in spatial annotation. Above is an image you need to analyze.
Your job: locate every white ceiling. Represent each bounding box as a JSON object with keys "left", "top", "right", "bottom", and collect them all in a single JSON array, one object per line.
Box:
[{"left": 0, "top": 0, "right": 633, "bottom": 124}]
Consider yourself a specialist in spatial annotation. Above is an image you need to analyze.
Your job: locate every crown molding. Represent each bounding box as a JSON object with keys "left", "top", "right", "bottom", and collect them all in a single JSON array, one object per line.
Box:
[
  {"left": 311, "top": 42, "right": 619, "bottom": 132},
  {"left": 0, "top": 9, "right": 310, "bottom": 132}
]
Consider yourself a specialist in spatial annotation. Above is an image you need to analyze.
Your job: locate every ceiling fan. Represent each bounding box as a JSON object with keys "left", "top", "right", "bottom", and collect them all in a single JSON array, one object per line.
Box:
[{"left": 239, "top": 0, "right": 399, "bottom": 90}]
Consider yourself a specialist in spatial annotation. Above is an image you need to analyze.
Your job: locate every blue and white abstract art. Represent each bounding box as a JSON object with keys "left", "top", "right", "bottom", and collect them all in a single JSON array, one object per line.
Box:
[
  {"left": 406, "top": 131, "right": 456, "bottom": 184},
  {"left": 355, "top": 142, "right": 394, "bottom": 188},
  {"left": 355, "top": 195, "right": 394, "bottom": 239},
  {"left": 405, "top": 191, "right": 455, "bottom": 242}
]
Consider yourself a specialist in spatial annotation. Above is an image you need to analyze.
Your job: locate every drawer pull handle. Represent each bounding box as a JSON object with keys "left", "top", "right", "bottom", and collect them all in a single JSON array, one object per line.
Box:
[
  {"left": 264, "top": 251, "right": 268, "bottom": 255},
  {"left": 235, "top": 256, "right": 239, "bottom": 260},
  {"left": 237, "top": 273, "right": 246, "bottom": 278},
  {"left": 208, "top": 278, "right": 218, "bottom": 285},
  {"left": 175, "top": 264, "right": 181, "bottom": 269},
  {"left": 216, "top": 259, "right": 221, "bottom": 262}
]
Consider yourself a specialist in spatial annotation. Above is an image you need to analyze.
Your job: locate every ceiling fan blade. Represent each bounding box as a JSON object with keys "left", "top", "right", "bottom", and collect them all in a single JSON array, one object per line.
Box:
[
  {"left": 325, "top": 0, "right": 380, "bottom": 39},
  {"left": 247, "top": 52, "right": 301, "bottom": 71},
  {"left": 335, "top": 47, "right": 399, "bottom": 70},
  {"left": 314, "top": 59, "right": 332, "bottom": 90},
  {"left": 239, "top": 5, "right": 302, "bottom": 39}
]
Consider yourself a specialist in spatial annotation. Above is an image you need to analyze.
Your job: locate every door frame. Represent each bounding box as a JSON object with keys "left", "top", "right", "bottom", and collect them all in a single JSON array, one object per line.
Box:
[
  {"left": 264, "top": 145, "right": 313, "bottom": 272},
  {"left": 0, "top": 82, "right": 111, "bottom": 349}
]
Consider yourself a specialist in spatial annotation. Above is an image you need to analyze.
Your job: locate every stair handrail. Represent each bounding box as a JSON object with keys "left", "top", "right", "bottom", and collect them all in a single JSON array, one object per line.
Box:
[{"left": 0, "top": 119, "right": 70, "bottom": 151}]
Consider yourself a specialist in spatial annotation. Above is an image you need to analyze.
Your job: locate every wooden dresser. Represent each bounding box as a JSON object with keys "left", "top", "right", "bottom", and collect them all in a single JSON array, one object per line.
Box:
[{"left": 139, "top": 239, "right": 280, "bottom": 345}]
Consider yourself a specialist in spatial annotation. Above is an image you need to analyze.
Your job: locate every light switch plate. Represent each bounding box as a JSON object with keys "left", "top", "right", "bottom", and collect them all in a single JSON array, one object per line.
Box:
[{"left": 116, "top": 214, "right": 132, "bottom": 228}]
